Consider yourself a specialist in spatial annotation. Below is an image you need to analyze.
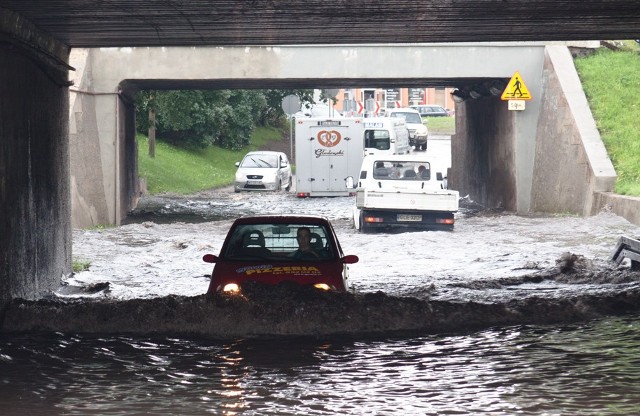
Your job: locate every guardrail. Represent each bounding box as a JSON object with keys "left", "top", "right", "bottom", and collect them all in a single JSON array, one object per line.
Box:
[{"left": 611, "top": 236, "right": 640, "bottom": 271}]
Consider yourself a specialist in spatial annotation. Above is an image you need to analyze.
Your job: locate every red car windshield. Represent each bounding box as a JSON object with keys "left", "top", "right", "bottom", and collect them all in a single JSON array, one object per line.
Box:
[{"left": 223, "top": 223, "right": 334, "bottom": 261}]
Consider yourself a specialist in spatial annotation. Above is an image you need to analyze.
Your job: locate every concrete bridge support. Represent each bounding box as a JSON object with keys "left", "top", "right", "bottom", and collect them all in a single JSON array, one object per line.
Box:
[
  {"left": 67, "top": 44, "right": 617, "bottom": 227},
  {"left": 450, "top": 97, "right": 518, "bottom": 210},
  {"left": 70, "top": 44, "right": 560, "bottom": 227},
  {"left": 69, "top": 50, "right": 139, "bottom": 228},
  {"left": 531, "top": 46, "right": 616, "bottom": 215},
  {"left": 0, "top": 12, "right": 71, "bottom": 301},
  {"left": 449, "top": 45, "right": 617, "bottom": 216}
]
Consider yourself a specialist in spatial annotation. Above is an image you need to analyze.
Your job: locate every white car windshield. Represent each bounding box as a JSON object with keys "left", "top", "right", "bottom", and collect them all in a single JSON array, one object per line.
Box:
[{"left": 241, "top": 155, "right": 278, "bottom": 168}]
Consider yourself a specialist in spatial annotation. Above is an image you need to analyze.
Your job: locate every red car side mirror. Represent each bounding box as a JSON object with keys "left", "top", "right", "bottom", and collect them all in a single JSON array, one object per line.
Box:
[{"left": 202, "top": 254, "right": 218, "bottom": 263}]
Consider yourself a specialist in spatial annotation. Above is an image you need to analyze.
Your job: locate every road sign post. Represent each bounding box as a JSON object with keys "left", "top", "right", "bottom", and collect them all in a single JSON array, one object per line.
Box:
[{"left": 281, "top": 94, "right": 300, "bottom": 163}]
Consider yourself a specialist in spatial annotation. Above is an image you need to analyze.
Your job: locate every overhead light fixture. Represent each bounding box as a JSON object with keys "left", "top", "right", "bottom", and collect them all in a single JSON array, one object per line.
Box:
[
  {"left": 469, "top": 84, "right": 489, "bottom": 99},
  {"left": 469, "top": 89, "right": 483, "bottom": 99},
  {"left": 450, "top": 89, "right": 468, "bottom": 103},
  {"left": 488, "top": 80, "right": 507, "bottom": 96}
]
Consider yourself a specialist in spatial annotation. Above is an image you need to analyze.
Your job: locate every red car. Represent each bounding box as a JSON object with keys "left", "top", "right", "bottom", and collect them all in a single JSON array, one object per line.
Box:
[{"left": 204, "top": 215, "right": 359, "bottom": 295}]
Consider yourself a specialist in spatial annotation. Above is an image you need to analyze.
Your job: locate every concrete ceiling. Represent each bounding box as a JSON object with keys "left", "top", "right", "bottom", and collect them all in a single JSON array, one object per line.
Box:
[{"left": 1, "top": 0, "right": 640, "bottom": 48}]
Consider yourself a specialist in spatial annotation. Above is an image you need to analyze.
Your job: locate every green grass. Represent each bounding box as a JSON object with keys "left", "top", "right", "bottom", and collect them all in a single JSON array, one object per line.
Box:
[
  {"left": 138, "top": 126, "right": 287, "bottom": 194},
  {"left": 423, "top": 116, "right": 455, "bottom": 135},
  {"left": 72, "top": 258, "right": 91, "bottom": 273},
  {"left": 575, "top": 46, "right": 640, "bottom": 195}
]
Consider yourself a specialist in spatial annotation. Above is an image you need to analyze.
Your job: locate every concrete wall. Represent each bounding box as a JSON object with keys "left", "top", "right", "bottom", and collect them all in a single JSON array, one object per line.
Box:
[
  {"left": 69, "top": 50, "right": 139, "bottom": 228},
  {"left": 592, "top": 193, "right": 640, "bottom": 226},
  {"left": 450, "top": 98, "right": 517, "bottom": 210},
  {"left": 448, "top": 46, "right": 545, "bottom": 212},
  {"left": 69, "top": 44, "right": 630, "bottom": 226},
  {"left": 0, "top": 17, "right": 72, "bottom": 301},
  {"left": 71, "top": 44, "right": 550, "bottom": 226},
  {"left": 69, "top": 50, "right": 110, "bottom": 227},
  {"left": 449, "top": 44, "right": 622, "bottom": 220},
  {"left": 531, "top": 46, "right": 617, "bottom": 215}
]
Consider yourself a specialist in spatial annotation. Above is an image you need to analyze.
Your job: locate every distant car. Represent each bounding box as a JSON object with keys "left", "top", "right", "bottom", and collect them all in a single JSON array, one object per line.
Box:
[
  {"left": 410, "top": 104, "right": 450, "bottom": 117},
  {"left": 203, "top": 215, "right": 359, "bottom": 295},
  {"left": 384, "top": 107, "right": 429, "bottom": 151},
  {"left": 234, "top": 151, "right": 292, "bottom": 192}
]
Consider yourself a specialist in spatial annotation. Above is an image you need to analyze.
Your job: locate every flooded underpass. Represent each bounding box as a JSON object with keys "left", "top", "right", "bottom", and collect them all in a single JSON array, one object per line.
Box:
[{"left": 3, "top": 185, "right": 640, "bottom": 414}]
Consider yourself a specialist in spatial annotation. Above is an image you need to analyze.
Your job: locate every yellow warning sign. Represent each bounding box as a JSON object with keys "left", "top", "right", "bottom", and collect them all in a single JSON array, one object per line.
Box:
[{"left": 501, "top": 71, "right": 532, "bottom": 101}]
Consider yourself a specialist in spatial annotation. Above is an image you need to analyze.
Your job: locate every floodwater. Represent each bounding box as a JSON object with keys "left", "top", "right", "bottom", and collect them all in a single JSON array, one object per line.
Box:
[{"left": 3, "top": 136, "right": 640, "bottom": 414}]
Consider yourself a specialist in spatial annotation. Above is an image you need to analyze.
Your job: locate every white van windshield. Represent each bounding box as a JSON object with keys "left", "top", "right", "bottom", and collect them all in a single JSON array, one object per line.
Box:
[{"left": 364, "top": 130, "right": 390, "bottom": 150}]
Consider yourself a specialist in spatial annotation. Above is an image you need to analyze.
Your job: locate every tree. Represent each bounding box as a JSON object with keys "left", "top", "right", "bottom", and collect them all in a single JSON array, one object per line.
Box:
[
  {"left": 135, "top": 89, "right": 268, "bottom": 149},
  {"left": 148, "top": 91, "right": 156, "bottom": 158},
  {"left": 134, "top": 88, "right": 317, "bottom": 149}
]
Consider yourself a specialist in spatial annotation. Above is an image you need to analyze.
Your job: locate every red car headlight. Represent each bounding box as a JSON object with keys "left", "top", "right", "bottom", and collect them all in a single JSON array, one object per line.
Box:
[
  {"left": 313, "top": 283, "right": 331, "bottom": 291},
  {"left": 220, "top": 283, "right": 241, "bottom": 294}
]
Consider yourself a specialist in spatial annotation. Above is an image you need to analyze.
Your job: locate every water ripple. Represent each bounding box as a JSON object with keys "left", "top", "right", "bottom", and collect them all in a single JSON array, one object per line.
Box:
[{"left": 1, "top": 315, "right": 639, "bottom": 414}]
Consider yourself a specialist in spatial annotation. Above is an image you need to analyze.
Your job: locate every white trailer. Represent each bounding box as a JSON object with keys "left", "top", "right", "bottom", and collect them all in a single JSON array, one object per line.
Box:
[
  {"left": 362, "top": 117, "right": 412, "bottom": 156},
  {"left": 295, "top": 117, "right": 365, "bottom": 197}
]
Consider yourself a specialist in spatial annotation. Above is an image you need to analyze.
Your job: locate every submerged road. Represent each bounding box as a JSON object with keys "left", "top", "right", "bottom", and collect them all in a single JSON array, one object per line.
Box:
[{"left": 3, "top": 136, "right": 640, "bottom": 337}]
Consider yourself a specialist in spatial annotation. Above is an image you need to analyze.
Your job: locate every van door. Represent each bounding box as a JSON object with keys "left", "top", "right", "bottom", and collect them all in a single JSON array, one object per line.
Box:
[{"left": 309, "top": 128, "right": 334, "bottom": 193}]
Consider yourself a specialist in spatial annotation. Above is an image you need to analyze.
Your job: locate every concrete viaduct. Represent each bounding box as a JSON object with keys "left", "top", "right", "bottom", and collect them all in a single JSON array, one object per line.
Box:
[
  {"left": 2, "top": 1, "right": 640, "bottom": 302},
  {"left": 69, "top": 43, "right": 614, "bottom": 228}
]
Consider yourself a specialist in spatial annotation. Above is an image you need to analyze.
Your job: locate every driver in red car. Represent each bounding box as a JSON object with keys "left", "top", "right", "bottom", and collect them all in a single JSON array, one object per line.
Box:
[{"left": 291, "top": 227, "right": 322, "bottom": 259}]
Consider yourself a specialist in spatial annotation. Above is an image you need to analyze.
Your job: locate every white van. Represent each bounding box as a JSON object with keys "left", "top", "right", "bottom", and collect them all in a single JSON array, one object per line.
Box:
[
  {"left": 383, "top": 107, "right": 429, "bottom": 151},
  {"left": 362, "top": 117, "right": 411, "bottom": 156}
]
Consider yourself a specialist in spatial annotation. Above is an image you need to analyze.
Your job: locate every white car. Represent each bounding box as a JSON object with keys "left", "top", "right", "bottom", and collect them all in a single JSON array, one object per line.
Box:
[
  {"left": 384, "top": 107, "right": 429, "bottom": 151},
  {"left": 234, "top": 151, "right": 292, "bottom": 192}
]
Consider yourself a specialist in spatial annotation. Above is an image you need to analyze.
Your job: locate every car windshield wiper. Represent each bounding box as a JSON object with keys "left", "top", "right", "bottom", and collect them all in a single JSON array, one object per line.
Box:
[
  {"left": 245, "top": 157, "right": 261, "bottom": 167},
  {"left": 257, "top": 158, "right": 274, "bottom": 168}
]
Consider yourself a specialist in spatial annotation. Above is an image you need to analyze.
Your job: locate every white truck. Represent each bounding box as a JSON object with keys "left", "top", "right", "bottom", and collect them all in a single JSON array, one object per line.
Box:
[
  {"left": 347, "top": 154, "right": 459, "bottom": 231},
  {"left": 362, "top": 117, "right": 411, "bottom": 156},
  {"left": 295, "top": 117, "right": 365, "bottom": 197}
]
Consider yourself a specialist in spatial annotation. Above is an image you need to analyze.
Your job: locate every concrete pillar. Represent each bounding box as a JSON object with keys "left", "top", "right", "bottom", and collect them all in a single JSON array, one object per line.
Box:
[
  {"left": 0, "top": 11, "right": 72, "bottom": 301},
  {"left": 450, "top": 97, "right": 517, "bottom": 210},
  {"left": 69, "top": 50, "right": 139, "bottom": 228}
]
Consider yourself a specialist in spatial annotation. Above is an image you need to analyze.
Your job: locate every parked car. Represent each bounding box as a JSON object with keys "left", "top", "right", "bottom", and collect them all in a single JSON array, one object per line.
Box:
[
  {"left": 203, "top": 215, "right": 359, "bottom": 295},
  {"left": 410, "top": 104, "right": 450, "bottom": 117},
  {"left": 234, "top": 151, "right": 292, "bottom": 192},
  {"left": 383, "top": 107, "right": 429, "bottom": 151}
]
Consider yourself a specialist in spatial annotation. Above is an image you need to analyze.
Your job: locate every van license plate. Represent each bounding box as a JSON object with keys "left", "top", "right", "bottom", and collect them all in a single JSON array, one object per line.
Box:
[{"left": 398, "top": 214, "right": 422, "bottom": 222}]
